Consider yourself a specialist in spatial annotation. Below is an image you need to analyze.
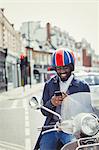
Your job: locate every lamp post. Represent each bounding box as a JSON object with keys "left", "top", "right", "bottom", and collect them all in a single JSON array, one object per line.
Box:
[
  {"left": 22, "top": 22, "right": 32, "bottom": 88},
  {"left": 25, "top": 46, "right": 32, "bottom": 87},
  {"left": 4, "top": 48, "right": 8, "bottom": 91},
  {"left": 27, "top": 22, "right": 32, "bottom": 87}
]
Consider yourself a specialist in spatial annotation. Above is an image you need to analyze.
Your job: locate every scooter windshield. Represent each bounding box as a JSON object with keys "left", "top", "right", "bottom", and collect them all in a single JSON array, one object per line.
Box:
[{"left": 61, "top": 92, "right": 96, "bottom": 121}]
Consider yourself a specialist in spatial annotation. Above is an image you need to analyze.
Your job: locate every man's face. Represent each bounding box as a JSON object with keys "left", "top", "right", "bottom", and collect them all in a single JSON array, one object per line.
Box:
[{"left": 55, "top": 65, "right": 71, "bottom": 81}]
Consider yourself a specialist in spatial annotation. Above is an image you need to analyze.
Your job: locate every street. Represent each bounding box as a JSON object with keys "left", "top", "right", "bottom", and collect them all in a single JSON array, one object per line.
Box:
[{"left": 0, "top": 84, "right": 45, "bottom": 150}]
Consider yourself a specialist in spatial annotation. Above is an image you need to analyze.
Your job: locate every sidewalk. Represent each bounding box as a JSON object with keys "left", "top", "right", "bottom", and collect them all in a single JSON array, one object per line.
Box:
[{"left": 0, "top": 83, "right": 44, "bottom": 101}]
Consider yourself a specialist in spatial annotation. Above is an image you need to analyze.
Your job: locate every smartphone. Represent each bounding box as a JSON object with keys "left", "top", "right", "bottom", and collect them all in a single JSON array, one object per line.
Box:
[{"left": 54, "top": 91, "right": 62, "bottom": 96}]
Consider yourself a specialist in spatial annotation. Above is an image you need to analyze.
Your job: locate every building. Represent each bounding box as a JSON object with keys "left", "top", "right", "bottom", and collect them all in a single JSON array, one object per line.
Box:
[
  {"left": 32, "top": 49, "right": 53, "bottom": 82},
  {"left": 0, "top": 8, "right": 22, "bottom": 91},
  {"left": 75, "top": 39, "right": 99, "bottom": 72},
  {"left": 20, "top": 21, "right": 77, "bottom": 82},
  {"left": 0, "top": 47, "right": 7, "bottom": 92},
  {"left": 20, "top": 21, "right": 99, "bottom": 82}
]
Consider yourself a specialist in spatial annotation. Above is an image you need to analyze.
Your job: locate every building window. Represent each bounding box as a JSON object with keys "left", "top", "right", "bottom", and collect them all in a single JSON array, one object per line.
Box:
[{"left": 7, "top": 63, "right": 13, "bottom": 82}]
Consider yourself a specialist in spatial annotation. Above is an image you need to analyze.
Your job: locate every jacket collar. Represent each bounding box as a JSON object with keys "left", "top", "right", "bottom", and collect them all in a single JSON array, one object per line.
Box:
[
  {"left": 53, "top": 75, "right": 59, "bottom": 83},
  {"left": 71, "top": 78, "right": 79, "bottom": 87},
  {"left": 53, "top": 74, "right": 79, "bottom": 87}
]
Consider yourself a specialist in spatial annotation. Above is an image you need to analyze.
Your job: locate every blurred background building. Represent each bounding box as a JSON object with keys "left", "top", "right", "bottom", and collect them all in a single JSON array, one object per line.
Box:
[
  {"left": 0, "top": 8, "right": 21, "bottom": 91},
  {"left": 0, "top": 8, "right": 99, "bottom": 92}
]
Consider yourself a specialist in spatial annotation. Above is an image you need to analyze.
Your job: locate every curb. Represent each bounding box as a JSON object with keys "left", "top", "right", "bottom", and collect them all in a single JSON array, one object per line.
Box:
[{"left": 0, "top": 83, "right": 44, "bottom": 101}]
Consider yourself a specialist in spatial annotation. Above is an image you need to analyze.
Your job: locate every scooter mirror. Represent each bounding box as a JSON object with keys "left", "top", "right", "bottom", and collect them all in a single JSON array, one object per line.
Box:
[{"left": 29, "top": 97, "right": 40, "bottom": 109}]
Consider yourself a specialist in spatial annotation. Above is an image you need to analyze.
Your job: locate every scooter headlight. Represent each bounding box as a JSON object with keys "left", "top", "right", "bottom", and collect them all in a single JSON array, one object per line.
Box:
[{"left": 81, "top": 114, "right": 99, "bottom": 136}]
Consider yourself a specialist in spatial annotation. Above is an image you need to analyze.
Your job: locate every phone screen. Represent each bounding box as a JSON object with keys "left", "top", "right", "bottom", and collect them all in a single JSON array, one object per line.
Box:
[{"left": 54, "top": 91, "right": 62, "bottom": 96}]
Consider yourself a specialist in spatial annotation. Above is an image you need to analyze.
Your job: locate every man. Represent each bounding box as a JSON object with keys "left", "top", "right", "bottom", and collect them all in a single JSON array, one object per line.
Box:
[{"left": 35, "top": 48, "right": 90, "bottom": 150}]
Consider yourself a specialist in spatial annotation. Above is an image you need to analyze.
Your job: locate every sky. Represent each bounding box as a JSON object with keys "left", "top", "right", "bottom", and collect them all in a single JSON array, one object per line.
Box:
[{"left": 0, "top": 0, "right": 99, "bottom": 54}]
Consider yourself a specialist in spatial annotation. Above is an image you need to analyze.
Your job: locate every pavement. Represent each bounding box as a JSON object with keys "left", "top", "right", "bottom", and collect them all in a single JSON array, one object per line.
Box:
[
  {"left": 0, "top": 83, "right": 45, "bottom": 150},
  {"left": 0, "top": 83, "right": 44, "bottom": 101}
]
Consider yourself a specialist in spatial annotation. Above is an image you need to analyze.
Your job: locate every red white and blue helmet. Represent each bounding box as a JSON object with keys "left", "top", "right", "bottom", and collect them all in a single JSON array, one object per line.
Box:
[{"left": 52, "top": 48, "right": 75, "bottom": 70}]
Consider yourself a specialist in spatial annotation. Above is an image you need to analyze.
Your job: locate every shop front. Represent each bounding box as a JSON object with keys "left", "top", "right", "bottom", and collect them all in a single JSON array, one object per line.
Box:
[{"left": 0, "top": 48, "right": 7, "bottom": 92}]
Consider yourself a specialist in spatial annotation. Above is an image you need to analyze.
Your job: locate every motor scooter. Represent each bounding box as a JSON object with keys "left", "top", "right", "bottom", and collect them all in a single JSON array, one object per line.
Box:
[{"left": 29, "top": 91, "right": 99, "bottom": 150}]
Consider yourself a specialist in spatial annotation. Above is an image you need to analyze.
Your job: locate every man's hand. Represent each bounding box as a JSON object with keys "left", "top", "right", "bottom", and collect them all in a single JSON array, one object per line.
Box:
[{"left": 51, "top": 92, "right": 67, "bottom": 106}]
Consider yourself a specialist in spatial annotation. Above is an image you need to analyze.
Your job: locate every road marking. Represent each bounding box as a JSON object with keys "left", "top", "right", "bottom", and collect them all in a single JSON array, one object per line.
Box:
[
  {"left": 0, "top": 107, "right": 24, "bottom": 110},
  {"left": 22, "top": 99, "right": 28, "bottom": 108},
  {"left": 25, "top": 121, "right": 30, "bottom": 127},
  {"left": 25, "top": 138, "right": 31, "bottom": 150},
  {"left": 25, "top": 115, "right": 29, "bottom": 121},
  {"left": 0, "top": 140, "right": 24, "bottom": 150},
  {"left": 24, "top": 106, "right": 28, "bottom": 110},
  {"left": 25, "top": 128, "right": 30, "bottom": 136},
  {"left": 25, "top": 111, "right": 29, "bottom": 115},
  {"left": 23, "top": 99, "right": 31, "bottom": 150}
]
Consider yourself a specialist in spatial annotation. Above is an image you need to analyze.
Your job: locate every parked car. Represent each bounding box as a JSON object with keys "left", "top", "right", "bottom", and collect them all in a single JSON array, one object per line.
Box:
[{"left": 75, "top": 72, "right": 99, "bottom": 110}]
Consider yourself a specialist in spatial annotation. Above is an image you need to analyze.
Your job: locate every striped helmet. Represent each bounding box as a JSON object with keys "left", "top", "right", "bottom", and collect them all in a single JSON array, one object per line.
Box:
[{"left": 52, "top": 48, "right": 75, "bottom": 69}]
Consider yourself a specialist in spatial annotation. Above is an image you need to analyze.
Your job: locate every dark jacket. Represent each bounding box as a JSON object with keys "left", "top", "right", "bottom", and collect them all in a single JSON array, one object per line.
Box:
[
  {"left": 34, "top": 75, "right": 90, "bottom": 150},
  {"left": 41, "top": 75, "right": 90, "bottom": 126}
]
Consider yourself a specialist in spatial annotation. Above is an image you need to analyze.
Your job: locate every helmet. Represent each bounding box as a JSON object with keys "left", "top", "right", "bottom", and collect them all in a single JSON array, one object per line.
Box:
[
  {"left": 67, "top": 49, "right": 75, "bottom": 63},
  {"left": 52, "top": 48, "right": 75, "bottom": 70}
]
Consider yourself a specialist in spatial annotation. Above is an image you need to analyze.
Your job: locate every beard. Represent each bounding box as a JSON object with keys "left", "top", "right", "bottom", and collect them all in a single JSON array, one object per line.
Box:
[{"left": 57, "top": 72, "right": 71, "bottom": 81}]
